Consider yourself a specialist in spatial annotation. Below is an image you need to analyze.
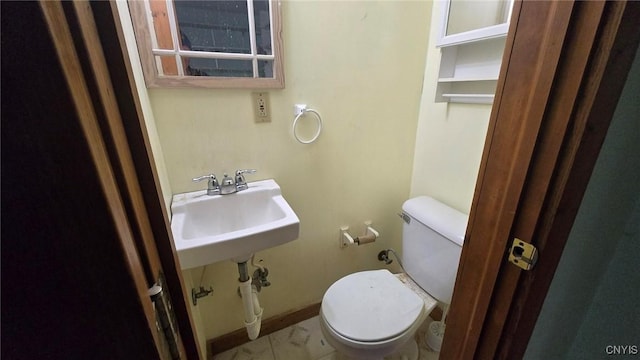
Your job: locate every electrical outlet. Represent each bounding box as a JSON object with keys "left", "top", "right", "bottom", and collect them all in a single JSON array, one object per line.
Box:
[{"left": 252, "top": 92, "right": 271, "bottom": 123}]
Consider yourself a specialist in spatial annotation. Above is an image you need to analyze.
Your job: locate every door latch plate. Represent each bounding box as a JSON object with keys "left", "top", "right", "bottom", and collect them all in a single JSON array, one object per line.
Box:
[{"left": 508, "top": 238, "right": 538, "bottom": 270}]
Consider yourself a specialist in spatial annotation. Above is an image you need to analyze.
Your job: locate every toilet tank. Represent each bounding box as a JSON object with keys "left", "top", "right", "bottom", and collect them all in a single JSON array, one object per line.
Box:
[{"left": 401, "top": 196, "right": 468, "bottom": 304}]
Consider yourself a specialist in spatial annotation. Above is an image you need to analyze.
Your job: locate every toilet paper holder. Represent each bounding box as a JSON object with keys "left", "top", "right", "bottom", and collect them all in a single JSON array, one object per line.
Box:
[{"left": 340, "top": 221, "right": 380, "bottom": 248}]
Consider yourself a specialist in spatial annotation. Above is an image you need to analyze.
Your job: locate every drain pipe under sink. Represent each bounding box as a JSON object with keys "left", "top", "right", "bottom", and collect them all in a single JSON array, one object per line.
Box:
[{"left": 238, "top": 261, "right": 263, "bottom": 340}]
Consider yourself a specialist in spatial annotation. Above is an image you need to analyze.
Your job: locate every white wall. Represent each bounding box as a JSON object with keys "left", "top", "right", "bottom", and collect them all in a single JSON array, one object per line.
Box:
[
  {"left": 410, "top": 0, "right": 492, "bottom": 214},
  {"left": 524, "top": 47, "right": 640, "bottom": 360}
]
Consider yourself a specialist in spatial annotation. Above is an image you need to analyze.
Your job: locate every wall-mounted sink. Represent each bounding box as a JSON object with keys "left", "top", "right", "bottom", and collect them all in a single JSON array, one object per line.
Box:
[{"left": 171, "top": 179, "right": 300, "bottom": 269}]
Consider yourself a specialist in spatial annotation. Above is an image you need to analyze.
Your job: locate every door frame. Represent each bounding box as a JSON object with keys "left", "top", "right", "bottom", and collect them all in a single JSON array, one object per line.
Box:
[
  {"left": 40, "top": 1, "right": 202, "bottom": 358},
  {"left": 442, "top": 1, "right": 640, "bottom": 358},
  {"left": 39, "top": 0, "right": 639, "bottom": 358},
  {"left": 2, "top": 1, "right": 196, "bottom": 358}
]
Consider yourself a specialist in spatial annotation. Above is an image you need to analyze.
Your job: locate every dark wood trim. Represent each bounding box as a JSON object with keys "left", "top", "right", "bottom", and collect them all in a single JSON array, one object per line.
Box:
[
  {"left": 1, "top": 1, "right": 161, "bottom": 357},
  {"left": 442, "top": 0, "right": 640, "bottom": 359},
  {"left": 39, "top": 1, "right": 159, "bottom": 338},
  {"left": 477, "top": 1, "right": 608, "bottom": 357},
  {"left": 39, "top": 1, "right": 202, "bottom": 358},
  {"left": 88, "top": 2, "right": 203, "bottom": 358},
  {"left": 67, "top": 2, "right": 196, "bottom": 358},
  {"left": 441, "top": 1, "right": 576, "bottom": 358},
  {"left": 496, "top": 2, "right": 640, "bottom": 358},
  {"left": 70, "top": 1, "right": 164, "bottom": 285},
  {"left": 208, "top": 303, "right": 321, "bottom": 358}
]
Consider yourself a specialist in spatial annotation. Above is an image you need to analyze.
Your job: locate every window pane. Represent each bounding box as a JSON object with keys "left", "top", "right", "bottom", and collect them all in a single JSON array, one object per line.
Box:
[
  {"left": 155, "top": 56, "right": 180, "bottom": 76},
  {"left": 184, "top": 57, "right": 253, "bottom": 77},
  {"left": 175, "top": 1, "right": 251, "bottom": 54},
  {"left": 149, "top": 0, "right": 174, "bottom": 50},
  {"left": 253, "top": 0, "right": 272, "bottom": 55},
  {"left": 258, "top": 60, "right": 273, "bottom": 78}
]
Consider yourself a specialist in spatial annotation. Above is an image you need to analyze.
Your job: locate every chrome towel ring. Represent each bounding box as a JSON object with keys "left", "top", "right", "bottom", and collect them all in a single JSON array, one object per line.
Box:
[{"left": 293, "top": 104, "right": 322, "bottom": 144}]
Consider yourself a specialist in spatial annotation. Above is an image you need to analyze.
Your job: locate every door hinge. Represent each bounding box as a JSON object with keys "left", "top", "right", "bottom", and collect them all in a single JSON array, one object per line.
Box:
[
  {"left": 149, "top": 273, "right": 181, "bottom": 360},
  {"left": 508, "top": 238, "right": 538, "bottom": 270}
]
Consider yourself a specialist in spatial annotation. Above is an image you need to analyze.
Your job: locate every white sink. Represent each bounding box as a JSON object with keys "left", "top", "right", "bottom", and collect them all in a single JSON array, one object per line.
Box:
[{"left": 171, "top": 179, "right": 300, "bottom": 269}]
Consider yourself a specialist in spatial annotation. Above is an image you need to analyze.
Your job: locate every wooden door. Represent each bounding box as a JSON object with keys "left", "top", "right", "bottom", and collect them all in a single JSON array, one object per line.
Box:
[
  {"left": 1, "top": 1, "right": 201, "bottom": 358},
  {"left": 441, "top": 1, "right": 640, "bottom": 358}
]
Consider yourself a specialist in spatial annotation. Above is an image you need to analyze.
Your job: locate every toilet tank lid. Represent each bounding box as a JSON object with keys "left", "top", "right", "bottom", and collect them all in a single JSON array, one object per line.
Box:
[{"left": 402, "top": 196, "right": 468, "bottom": 246}]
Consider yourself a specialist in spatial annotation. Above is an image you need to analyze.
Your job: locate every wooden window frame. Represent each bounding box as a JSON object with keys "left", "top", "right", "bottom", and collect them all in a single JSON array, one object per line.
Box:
[{"left": 127, "top": 0, "right": 284, "bottom": 89}]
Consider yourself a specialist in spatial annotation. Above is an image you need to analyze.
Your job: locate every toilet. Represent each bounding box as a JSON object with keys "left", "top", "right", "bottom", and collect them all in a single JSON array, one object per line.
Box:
[{"left": 320, "top": 196, "right": 468, "bottom": 359}]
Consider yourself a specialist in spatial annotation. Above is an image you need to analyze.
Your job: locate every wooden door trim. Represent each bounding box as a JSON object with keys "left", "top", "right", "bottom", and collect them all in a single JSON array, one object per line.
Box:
[
  {"left": 88, "top": 2, "right": 203, "bottom": 358},
  {"left": 497, "top": 2, "right": 640, "bottom": 358},
  {"left": 477, "top": 1, "right": 609, "bottom": 357},
  {"left": 39, "top": 1, "right": 163, "bottom": 357},
  {"left": 43, "top": 1, "right": 203, "bottom": 358},
  {"left": 441, "top": 1, "right": 576, "bottom": 357},
  {"left": 442, "top": 1, "right": 640, "bottom": 359},
  {"left": 68, "top": 2, "right": 195, "bottom": 358},
  {"left": 71, "top": 1, "right": 163, "bottom": 283}
]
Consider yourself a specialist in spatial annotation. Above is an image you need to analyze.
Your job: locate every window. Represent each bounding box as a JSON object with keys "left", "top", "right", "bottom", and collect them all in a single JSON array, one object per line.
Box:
[{"left": 128, "top": 0, "right": 284, "bottom": 88}]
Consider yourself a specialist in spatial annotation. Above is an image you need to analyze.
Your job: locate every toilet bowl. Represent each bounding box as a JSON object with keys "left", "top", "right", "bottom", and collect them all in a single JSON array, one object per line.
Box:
[
  {"left": 319, "top": 270, "right": 428, "bottom": 360},
  {"left": 320, "top": 196, "right": 469, "bottom": 359}
]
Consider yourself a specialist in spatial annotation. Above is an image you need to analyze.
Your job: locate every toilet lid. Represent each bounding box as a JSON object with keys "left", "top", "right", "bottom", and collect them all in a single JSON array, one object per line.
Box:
[{"left": 321, "top": 270, "right": 425, "bottom": 342}]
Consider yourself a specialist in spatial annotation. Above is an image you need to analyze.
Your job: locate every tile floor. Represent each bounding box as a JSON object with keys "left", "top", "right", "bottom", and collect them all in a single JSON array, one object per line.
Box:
[{"left": 212, "top": 316, "right": 440, "bottom": 360}]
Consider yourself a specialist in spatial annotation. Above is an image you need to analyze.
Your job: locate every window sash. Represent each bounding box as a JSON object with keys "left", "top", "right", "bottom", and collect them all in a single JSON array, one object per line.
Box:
[{"left": 128, "top": 0, "right": 284, "bottom": 88}]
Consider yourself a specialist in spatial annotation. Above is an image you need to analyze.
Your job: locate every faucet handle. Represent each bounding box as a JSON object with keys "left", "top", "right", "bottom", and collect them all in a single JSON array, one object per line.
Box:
[
  {"left": 235, "top": 169, "right": 256, "bottom": 190},
  {"left": 235, "top": 169, "right": 257, "bottom": 176},
  {"left": 192, "top": 174, "right": 217, "bottom": 182},
  {"left": 192, "top": 174, "right": 220, "bottom": 195}
]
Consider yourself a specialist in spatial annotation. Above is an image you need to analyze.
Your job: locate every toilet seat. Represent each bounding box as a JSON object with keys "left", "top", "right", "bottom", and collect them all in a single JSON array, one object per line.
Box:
[{"left": 321, "top": 269, "right": 425, "bottom": 343}]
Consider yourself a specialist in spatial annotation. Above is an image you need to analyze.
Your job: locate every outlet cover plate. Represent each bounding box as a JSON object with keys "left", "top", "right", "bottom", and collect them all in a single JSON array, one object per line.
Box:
[{"left": 252, "top": 92, "right": 271, "bottom": 123}]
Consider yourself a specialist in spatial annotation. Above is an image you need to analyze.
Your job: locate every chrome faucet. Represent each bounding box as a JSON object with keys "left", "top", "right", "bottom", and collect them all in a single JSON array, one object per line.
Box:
[
  {"left": 220, "top": 173, "right": 236, "bottom": 195},
  {"left": 235, "top": 169, "right": 256, "bottom": 191},
  {"left": 192, "top": 174, "right": 220, "bottom": 195},
  {"left": 193, "top": 169, "right": 256, "bottom": 196}
]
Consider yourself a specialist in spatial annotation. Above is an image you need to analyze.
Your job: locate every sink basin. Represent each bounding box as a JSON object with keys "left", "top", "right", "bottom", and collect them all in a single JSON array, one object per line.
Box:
[{"left": 171, "top": 179, "right": 300, "bottom": 269}]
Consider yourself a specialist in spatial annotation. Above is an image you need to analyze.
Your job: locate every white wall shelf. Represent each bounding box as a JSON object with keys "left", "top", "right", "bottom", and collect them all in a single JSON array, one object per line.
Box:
[
  {"left": 441, "top": 93, "right": 495, "bottom": 104},
  {"left": 437, "top": 23, "right": 509, "bottom": 48},
  {"left": 435, "top": 36, "right": 505, "bottom": 104},
  {"left": 438, "top": 76, "right": 499, "bottom": 83}
]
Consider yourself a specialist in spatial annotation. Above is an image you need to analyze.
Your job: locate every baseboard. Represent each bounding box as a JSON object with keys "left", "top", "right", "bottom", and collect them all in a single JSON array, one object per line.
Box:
[
  {"left": 207, "top": 302, "right": 321, "bottom": 358},
  {"left": 431, "top": 304, "right": 443, "bottom": 321}
]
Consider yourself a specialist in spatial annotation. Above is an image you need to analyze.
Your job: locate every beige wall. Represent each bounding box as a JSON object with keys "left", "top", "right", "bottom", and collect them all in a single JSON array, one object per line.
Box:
[
  {"left": 118, "top": 0, "right": 496, "bottom": 350},
  {"left": 143, "top": 0, "right": 430, "bottom": 341},
  {"left": 410, "top": 0, "right": 492, "bottom": 214}
]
